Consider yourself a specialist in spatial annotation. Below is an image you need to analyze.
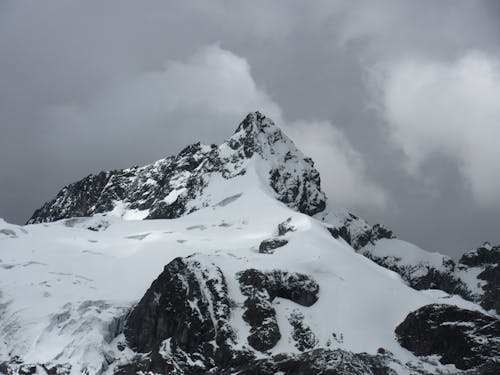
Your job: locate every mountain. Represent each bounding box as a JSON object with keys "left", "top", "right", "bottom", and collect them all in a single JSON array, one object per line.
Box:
[
  {"left": 27, "top": 112, "right": 325, "bottom": 224},
  {"left": 0, "top": 112, "right": 498, "bottom": 374}
]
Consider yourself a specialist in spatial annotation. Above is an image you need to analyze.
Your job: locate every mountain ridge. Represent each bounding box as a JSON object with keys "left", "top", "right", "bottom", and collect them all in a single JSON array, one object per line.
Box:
[
  {"left": 27, "top": 112, "right": 325, "bottom": 224},
  {"left": 0, "top": 112, "right": 499, "bottom": 374}
]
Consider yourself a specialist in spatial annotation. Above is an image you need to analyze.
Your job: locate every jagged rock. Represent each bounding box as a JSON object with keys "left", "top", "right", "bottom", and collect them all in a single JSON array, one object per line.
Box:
[
  {"left": 238, "top": 270, "right": 281, "bottom": 351},
  {"left": 477, "top": 263, "right": 500, "bottom": 314},
  {"left": 458, "top": 243, "right": 500, "bottom": 314},
  {"left": 459, "top": 243, "right": 500, "bottom": 267},
  {"left": 223, "top": 349, "right": 399, "bottom": 375},
  {"left": 259, "top": 218, "right": 296, "bottom": 254},
  {"left": 278, "top": 217, "right": 296, "bottom": 236},
  {"left": 360, "top": 249, "right": 472, "bottom": 300},
  {"left": 259, "top": 237, "right": 288, "bottom": 254},
  {"left": 19, "top": 365, "right": 37, "bottom": 375},
  {"left": 0, "top": 363, "right": 71, "bottom": 375},
  {"left": 320, "top": 210, "right": 394, "bottom": 251},
  {"left": 124, "top": 254, "right": 239, "bottom": 373},
  {"left": 288, "top": 311, "right": 318, "bottom": 352},
  {"left": 238, "top": 269, "right": 319, "bottom": 351},
  {"left": 395, "top": 304, "right": 500, "bottom": 370},
  {"left": 327, "top": 225, "right": 352, "bottom": 245},
  {"left": 27, "top": 112, "right": 326, "bottom": 224}
]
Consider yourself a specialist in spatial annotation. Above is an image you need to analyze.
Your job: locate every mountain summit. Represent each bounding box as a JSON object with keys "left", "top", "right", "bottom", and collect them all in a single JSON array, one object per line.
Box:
[
  {"left": 28, "top": 112, "right": 325, "bottom": 224},
  {"left": 1, "top": 113, "right": 499, "bottom": 374}
]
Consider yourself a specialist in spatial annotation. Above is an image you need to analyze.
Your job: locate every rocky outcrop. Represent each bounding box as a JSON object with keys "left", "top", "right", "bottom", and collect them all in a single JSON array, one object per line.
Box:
[
  {"left": 320, "top": 209, "right": 500, "bottom": 311},
  {"left": 122, "top": 256, "right": 322, "bottom": 372},
  {"left": 459, "top": 243, "right": 500, "bottom": 267},
  {"left": 0, "top": 362, "right": 72, "bottom": 375},
  {"left": 459, "top": 243, "right": 500, "bottom": 314},
  {"left": 288, "top": 311, "right": 318, "bottom": 352},
  {"left": 123, "top": 255, "right": 239, "bottom": 374},
  {"left": 321, "top": 211, "right": 394, "bottom": 251},
  {"left": 237, "top": 269, "right": 319, "bottom": 351},
  {"left": 221, "top": 349, "right": 399, "bottom": 375},
  {"left": 27, "top": 112, "right": 326, "bottom": 224},
  {"left": 360, "top": 249, "right": 472, "bottom": 299},
  {"left": 395, "top": 304, "right": 500, "bottom": 371},
  {"left": 259, "top": 217, "right": 296, "bottom": 254},
  {"left": 259, "top": 238, "right": 288, "bottom": 254}
]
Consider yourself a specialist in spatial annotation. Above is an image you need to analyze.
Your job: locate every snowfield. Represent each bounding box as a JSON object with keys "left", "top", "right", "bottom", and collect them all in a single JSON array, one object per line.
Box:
[
  {"left": 0, "top": 165, "right": 486, "bottom": 374},
  {"left": 0, "top": 113, "right": 497, "bottom": 374}
]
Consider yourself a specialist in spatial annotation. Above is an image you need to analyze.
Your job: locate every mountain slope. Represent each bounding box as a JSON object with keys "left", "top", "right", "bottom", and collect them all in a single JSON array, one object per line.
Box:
[
  {"left": 316, "top": 206, "right": 500, "bottom": 316},
  {"left": 0, "top": 113, "right": 498, "bottom": 374},
  {"left": 27, "top": 112, "right": 325, "bottom": 224}
]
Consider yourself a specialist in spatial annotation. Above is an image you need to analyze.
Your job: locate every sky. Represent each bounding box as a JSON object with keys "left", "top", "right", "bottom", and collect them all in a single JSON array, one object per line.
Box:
[{"left": 1, "top": 0, "right": 499, "bottom": 257}]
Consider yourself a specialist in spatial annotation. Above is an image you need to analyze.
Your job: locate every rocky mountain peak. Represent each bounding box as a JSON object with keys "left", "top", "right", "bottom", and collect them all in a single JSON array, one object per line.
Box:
[
  {"left": 27, "top": 112, "right": 326, "bottom": 224},
  {"left": 233, "top": 111, "right": 271, "bottom": 134},
  {"left": 226, "top": 111, "right": 293, "bottom": 159}
]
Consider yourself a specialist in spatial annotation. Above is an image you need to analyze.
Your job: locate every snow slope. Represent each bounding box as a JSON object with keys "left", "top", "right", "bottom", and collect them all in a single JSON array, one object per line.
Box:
[
  {"left": 0, "top": 162, "right": 488, "bottom": 374},
  {"left": 1, "top": 113, "right": 498, "bottom": 374}
]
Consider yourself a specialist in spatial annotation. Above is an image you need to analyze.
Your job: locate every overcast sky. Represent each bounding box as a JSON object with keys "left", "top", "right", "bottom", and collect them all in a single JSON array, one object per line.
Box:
[{"left": 1, "top": 0, "right": 499, "bottom": 257}]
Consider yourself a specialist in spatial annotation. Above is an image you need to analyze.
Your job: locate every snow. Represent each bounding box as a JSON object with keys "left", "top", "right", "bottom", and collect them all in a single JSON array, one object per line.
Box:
[
  {"left": 366, "top": 238, "right": 448, "bottom": 272},
  {"left": 0, "top": 173, "right": 487, "bottom": 374},
  {"left": 0, "top": 114, "right": 492, "bottom": 373},
  {"left": 163, "top": 187, "right": 187, "bottom": 204}
]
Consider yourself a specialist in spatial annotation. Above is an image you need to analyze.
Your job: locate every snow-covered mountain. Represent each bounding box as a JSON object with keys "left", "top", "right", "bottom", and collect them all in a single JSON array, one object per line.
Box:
[
  {"left": 27, "top": 112, "right": 325, "bottom": 224},
  {"left": 1, "top": 113, "right": 499, "bottom": 374}
]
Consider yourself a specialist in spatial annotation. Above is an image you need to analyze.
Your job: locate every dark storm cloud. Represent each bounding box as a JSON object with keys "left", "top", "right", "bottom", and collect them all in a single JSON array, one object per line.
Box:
[{"left": 1, "top": 0, "right": 499, "bottom": 256}]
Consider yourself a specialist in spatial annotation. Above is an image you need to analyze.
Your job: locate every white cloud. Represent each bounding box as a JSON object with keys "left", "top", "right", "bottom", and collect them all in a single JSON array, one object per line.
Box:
[
  {"left": 285, "top": 121, "right": 388, "bottom": 211},
  {"left": 46, "top": 45, "right": 281, "bottom": 141},
  {"left": 45, "top": 44, "right": 387, "bottom": 212},
  {"left": 380, "top": 52, "right": 500, "bottom": 207}
]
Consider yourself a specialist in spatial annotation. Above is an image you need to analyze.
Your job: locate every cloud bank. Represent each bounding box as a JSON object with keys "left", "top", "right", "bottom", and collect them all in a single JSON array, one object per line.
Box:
[
  {"left": 45, "top": 44, "right": 386, "bottom": 212},
  {"left": 380, "top": 52, "right": 500, "bottom": 208}
]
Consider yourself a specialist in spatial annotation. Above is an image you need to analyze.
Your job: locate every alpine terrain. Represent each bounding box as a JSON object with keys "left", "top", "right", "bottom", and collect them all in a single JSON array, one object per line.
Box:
[{"left": 0, "top": 112, "right": 499, "bottom": 374}]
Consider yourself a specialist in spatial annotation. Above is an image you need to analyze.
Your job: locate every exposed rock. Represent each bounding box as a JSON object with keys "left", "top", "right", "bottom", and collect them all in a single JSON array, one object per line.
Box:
[
  {"left": 278, "top": 217, "right": 296, "bottom": 236},
  {"left": 224, "top": 349, "right": 399, "bottom": 375},
  {"left": 259, "top": 237, "right": 288, "bottom": 254},
  {"left": 360, "top": 250, "right": 472, "bottom": 300},
  {"left": 477, "top": 263, "right": 500, "bottom": 314},
  {"left": 124, "top": 254, "right": 239, "bottom": 373},
  {"left": 288, "top": 311, "right": 318, "bottom": 352},
  {"left": 27, "top": 112, "right": 326, "bottom": 224},
  {"left": 322, "top": 210, "right": 480, "bottom": 305},
  {"left": 19, "top": 365, "right": 37, "bottom": 375},
  {"left": 238, "top": 269, "right": 319, "bottom": 351},
  {"left": 0, "top": 363, "right": 71, "bottom": 375},
  {"left": 459, "top": 243, "right": 500, "bottom": 267},
  {"left": 322, "top": 210, "right": 394, "bottom": 251},
  {"left": 259, "top": 218, "right": 297, "bottom": 254},
  {"left": 458, "top": 243, "right": 500, "bottom": 314},
  {"left": 395, "top": 304, "right": 500, "bottom": 370}
]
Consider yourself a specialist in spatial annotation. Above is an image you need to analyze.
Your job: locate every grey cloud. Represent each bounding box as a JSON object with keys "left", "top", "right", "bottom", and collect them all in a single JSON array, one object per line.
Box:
[{"left": 1, "top": 0, "right": 499, "bottom": 257}]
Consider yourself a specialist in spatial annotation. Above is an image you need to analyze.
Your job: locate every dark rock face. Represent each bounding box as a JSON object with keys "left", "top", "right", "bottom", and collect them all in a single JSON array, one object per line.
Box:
[
  {"left": 122, "top": 255, "right": 338, "bottom": 373},
  {"left": 227, "top": 349, "right": 398, "bottom": 375},
  {"left": 259, "top": 218, "right": 296, "bottom": 254},
  {"left": 360, "top": 250, "right": 472, "bottom": 300},
  {"left": 124, "top": 255, "right": 238, "bottom": 373},
  {"left": 0, "top": 363, "right": 71, "bottom": 375},
  {"left": 259, "top": 238, "right": 288, "bottom": 254},
  {"left": 237, "top": 269, "right": 319, "bottom": 352},
  {"left": 27, "top": 112, "right": 326, "bottom": 224},
  {"left": 459, "top": 243, "right": 500, "bottom": 267},
  {"left": 478, "top": 263, "right": 500, "bottom": 314},
  {"left": 459, "top": 243, "right": 500, "bottom": 314},
  {"left": 323, "top": 211, "right": 480, "bottom": 305},
  {"left": 278, "top": 217, "right": 296, "bottom": 236},
  {"left": 288, "top": 311, "right": 318, "bottom": 352},
  {"left": 395, "top": 304, "right": 500, "bottom": 370},
  {"left": 324, "top": 212, "right": 394, "bottom": 251}
]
